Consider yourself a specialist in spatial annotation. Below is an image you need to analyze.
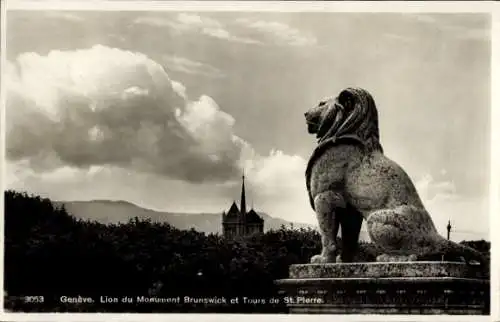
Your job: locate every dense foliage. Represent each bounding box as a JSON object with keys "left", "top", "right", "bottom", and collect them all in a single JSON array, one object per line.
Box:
[{"left": 4, "top": 190, "right": 490, "bottom": 313}]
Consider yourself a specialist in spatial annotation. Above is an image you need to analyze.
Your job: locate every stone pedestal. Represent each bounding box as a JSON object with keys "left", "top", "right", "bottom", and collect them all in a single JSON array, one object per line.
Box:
[{"left": 275, "top": 261, "right": 489, "bottom": 315}]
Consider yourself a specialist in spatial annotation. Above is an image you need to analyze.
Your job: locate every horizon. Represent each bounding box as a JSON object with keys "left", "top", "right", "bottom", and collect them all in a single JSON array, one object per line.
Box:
[
  {"left": 6, "top": 187, "right": 313, "bottom": 223},
  {"left": 5, "top": 10, "right": 491, "bottom": 242}
]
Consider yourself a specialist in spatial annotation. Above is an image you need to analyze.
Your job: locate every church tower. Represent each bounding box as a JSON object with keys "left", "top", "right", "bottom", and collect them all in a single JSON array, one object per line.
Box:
[{"left": 222, "top": 173, "right": 264, "bottom": 238}]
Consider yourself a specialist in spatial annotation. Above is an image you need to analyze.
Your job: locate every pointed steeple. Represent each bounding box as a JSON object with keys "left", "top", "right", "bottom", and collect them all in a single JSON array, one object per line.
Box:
[{"left": 240, "top": 171, "right": 246, "bottom": 219}]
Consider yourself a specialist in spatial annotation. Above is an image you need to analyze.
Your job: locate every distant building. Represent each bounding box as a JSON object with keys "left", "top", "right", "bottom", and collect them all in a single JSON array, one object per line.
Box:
[{"left": 222, "top": 175, "right": 264, "bottom": 238}]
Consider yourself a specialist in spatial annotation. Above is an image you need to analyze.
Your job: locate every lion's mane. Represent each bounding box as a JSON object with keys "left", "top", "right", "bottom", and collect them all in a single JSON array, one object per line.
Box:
[{"left": 306, "top": 87, "right": 384, "bottom": 209}]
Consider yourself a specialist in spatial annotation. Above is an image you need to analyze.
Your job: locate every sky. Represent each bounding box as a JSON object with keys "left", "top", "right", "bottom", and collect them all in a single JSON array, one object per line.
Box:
[{"left": 4, "top": 10, "right": 491, "bottom": 242}]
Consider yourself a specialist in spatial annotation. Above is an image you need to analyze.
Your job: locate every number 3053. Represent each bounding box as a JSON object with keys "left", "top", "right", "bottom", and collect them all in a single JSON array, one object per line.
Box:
[{"left": 24, "top": 296, "right": 44, "bottom": 303}]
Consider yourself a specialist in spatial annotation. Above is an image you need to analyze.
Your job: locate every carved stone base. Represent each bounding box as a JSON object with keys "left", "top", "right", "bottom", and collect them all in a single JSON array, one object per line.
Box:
[{"left": 275, "top": 262, "right": 489, "bottom": 315}]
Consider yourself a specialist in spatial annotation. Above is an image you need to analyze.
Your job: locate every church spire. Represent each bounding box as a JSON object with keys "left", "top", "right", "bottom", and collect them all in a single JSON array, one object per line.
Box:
[{"left": 240, "top": 171, "right": 246, "bottom": 218}]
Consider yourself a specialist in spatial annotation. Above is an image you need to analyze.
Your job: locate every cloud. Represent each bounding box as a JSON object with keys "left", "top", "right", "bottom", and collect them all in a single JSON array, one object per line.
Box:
[
  {"left": 236, "top": 18, "right": 317, "bottom": 46},
  {"left": 415, "top": 174, "right": 457, "bottom": 202},
  {"left": 162, "top": 55, "right": 225, "bottom": 78},
  {"left": 6, "top": 45, "right": 246, "bottom": 183},
  {"left": 175, "top": 13, "right": 260, "bottom": 44},
  {"left": 245, "top": 150, "right": 314, "bottom": 224},
  {"left": 415, "top": 174, "right": 488, "bottom": 241},
  {"left": 134, "top": 13, "right": 261, "bottom": 44},
  {"left": 245, "top": 150, "right": 306, "bottom": 197},
  {"left": 133, "top": 16, "right": 178, "bottom": 28},
  {"left": 6, "top": 45, "right": 309, "bottom": 202}
]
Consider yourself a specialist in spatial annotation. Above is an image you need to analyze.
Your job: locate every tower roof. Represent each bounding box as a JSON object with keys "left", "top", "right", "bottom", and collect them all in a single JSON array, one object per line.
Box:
[
  {"left": 223, "top": 201, "right": 241, "bottom": 223},
  {"left": 227, "top": 201, "right": 239, "bottom": 215},
  {"left": 246, "top": 209, "right": 264, "bottom": 223}
]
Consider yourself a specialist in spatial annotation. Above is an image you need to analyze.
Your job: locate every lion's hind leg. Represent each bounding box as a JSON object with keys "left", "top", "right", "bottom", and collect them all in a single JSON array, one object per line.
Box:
[
  {"left": 366, "top": 206, "right": 437, "bottom": 262},
  {"left": 310, "top": 191, "right": 345, "bottom": 264}
]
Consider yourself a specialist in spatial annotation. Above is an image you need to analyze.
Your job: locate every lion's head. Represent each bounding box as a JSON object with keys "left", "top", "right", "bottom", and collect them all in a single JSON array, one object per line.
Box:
[{"left": 304, "top": 87, "right": 383, "bottom": 152}]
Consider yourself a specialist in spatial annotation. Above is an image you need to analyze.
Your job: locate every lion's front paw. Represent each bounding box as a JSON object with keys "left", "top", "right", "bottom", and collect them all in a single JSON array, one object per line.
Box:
[
  {"left": 310, "top": 254, "right": 336, "bottom": 264},
  {"left": 310, "top": 254, "right": 327, "bottom": 264}
]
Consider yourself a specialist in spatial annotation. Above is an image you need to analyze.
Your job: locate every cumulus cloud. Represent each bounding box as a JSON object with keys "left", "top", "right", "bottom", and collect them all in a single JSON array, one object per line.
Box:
[
  {"left": 245, "top": 150, "right": 306, "bottom": 196},
  {"left": 6, "top": 44, "right": 309, "bottom": 206},
  {"left": 6, "top": 45, "right": 247, "bottom": 183},
  {"left": 244, "top": 150, "right": 314, "bottom": 224},
  {"left": 134, "top": 13, "right": 261, "bottom": 44},
  {"left": 236, "top": 18, "right": 317, "bottom": 46}
]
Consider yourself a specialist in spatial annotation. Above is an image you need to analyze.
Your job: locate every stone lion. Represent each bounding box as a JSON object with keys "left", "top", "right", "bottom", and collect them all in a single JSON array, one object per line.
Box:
[{"left": 304, "top": 87, "right": 487, "bottom": 266}]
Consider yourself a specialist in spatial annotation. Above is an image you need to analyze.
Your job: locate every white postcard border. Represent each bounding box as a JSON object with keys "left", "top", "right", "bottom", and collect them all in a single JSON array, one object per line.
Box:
[{"left": 1, "top": 1, "right": 498, "bottom": 322}]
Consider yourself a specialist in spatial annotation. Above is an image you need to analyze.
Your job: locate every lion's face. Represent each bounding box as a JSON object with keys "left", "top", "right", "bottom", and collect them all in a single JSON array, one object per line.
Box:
[
  {"left": 304, "top": 99, "right": 334, "bottom": 134},
  {"left": 304, "top": 88, "right": 381, "bottom": 147}
]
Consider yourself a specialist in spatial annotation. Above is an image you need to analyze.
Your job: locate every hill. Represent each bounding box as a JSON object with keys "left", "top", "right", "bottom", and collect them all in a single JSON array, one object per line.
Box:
[{"left": 53, "top": 200, "right": 319, "bottom": 235}]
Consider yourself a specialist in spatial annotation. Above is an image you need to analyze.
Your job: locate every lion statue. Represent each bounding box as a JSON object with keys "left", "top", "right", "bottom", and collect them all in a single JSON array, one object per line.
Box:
[{"left": 304, "top": 87, "right": 487, "bottom": 266}]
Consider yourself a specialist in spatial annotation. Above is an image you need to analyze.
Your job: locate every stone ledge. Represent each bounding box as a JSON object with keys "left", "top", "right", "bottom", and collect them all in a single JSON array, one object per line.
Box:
[
  {"left": 289, "top": 261, "right": 484, "bottom": 279},
  {"left": 283, "top": 304, "right": 486, "bottom": 315},
  {"left": 276, "top": 276, "right": 489, "bottom": 285},
  {"left": 275, "top": 275, "right": 489, "bottom": 315}
]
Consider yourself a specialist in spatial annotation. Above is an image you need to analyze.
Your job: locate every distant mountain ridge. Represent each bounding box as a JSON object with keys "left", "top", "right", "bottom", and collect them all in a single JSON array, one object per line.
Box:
[{"left": 53, "top": 199, "right": 320, "bottom": 235}]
